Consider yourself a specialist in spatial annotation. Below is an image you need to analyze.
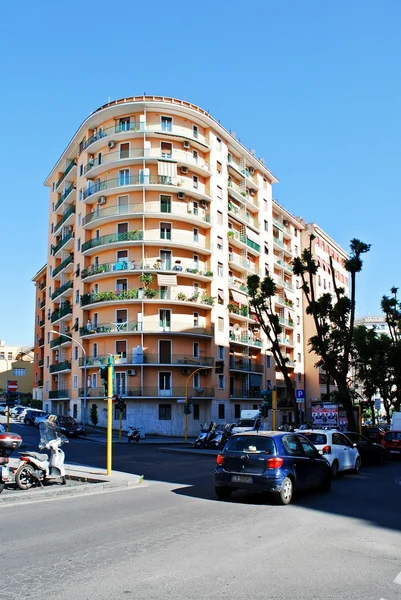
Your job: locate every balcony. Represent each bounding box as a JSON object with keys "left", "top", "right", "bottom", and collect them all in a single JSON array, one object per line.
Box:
[
  {"left": 50, "top": 334, "right": 72, "bottom": 348},
  {"left": 49, "top": 390, "right": 70, "bottom": 399},
  {"left": 56, "top": 160, "right": 77, "bottom": 190},
  {"left": 274, "top": 276, "right": 294, "bottom": 292},
  {"left": 55, "top": 183, "right": 75, "bottom": 211},
  {"left": 79, "top": 354, "right": 214, "bottom": 367},
  {"left": 228, "top": 231, "right": 260, "bottom": 254},
  {"left": 79, "top": 386, "right": 215, "bottom": 398},
  {"left": 54, "top": 205, "right": 76, "bottom": 233},
  {"left": 52, "top": 254, "right": 74, "bottom": 278},
  {"left": 80, "top": 289, "right": 215, "bottom": 308},
  {"left": 40, "top": 299, "right": 46, "bottom": 309},
  {"left": 273, "top": 236, "right": 284, "bottom": 249},
  {"left": 79, "top": 322, "right": 214, "bottom": 337},
  {"left": 38, "top": 359, "right": 44, "bottom": 367},
  {"left": 51, "top": 304, "right": 72, "bottom": 323},
  {"left": 52, "top": 231, "right": 74, "bottom": 256},
  {"left": 229, "top": 333, "right": 263, "bottom": 348},
  {"left": 275, "top": 296, "right": 295, "bottom": 311},
  {"left": 229, "top": 359, "right": 264, "bottom": 373},
  {"left": 82, "top": 230, "right": 143, "bottom": 253},
  {"left": 81, "top": 260, "right": 213, "bottom": 281},
  {"left": 274, "top": 259, "right": 293, "bottom": 274},
  {"left": 49, "top": 360, "right": 71, "bottom": 374},
  {"left": 278, "top": 336, "right": 294, "bottom": 348},
  {"left": 279, "top": 317, "right": 295, "bottom": 329},
  {"left": 38, "top": 338, "right": 44, "bottom": 347},
  {"left": 228, "top": 180, "right": 259, "bottom": 212},
  {"left": 39, "top": 319, "right": 45, "bottom": 328},
  {"left": 39, "top": 282, "right": 46, "bottom": 291},
  {"left": 51, "top": 280, "right": 73, "bottom": 301},
  {"left": 228, "top": 255, "right": 258, "bottom": 275},
  {"left": 230, "top": 389, "right": 262, "bottom": 399},
  {"left": 227, "top": 202, "right": 259, "bottom": 230}
]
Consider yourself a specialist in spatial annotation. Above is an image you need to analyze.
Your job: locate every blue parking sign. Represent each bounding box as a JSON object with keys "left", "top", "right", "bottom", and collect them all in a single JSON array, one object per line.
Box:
[{"left": 296, "top": 390, "right": 305, "bottom": 403}]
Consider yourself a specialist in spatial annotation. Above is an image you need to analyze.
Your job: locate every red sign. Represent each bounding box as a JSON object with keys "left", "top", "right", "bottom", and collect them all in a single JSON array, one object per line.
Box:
[{"left": 8, "top": 381, "right": 18, "bottom": 392}]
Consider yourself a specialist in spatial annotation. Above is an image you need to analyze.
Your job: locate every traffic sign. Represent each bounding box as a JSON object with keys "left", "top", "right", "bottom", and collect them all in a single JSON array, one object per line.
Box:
[
  {"left": 296, "top": 389, "right": 305, "bottom": 403},
  {"left": 8, "top": 381, "right": 18, "bottom": 392}
]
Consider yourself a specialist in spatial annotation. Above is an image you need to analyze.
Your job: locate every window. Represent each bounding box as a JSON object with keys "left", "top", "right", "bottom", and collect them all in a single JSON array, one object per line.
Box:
[
  {"left": 160, "top": 222, "right": 172, "bottom": 240},
  {"left": 74, "top": 347, "right": 78, "bottom": 360},
  {"left": 192, "top": 150, "right": 198, "bottom": 163},
  {"left": 216, "top": 161, "right": 222, "bottom": 175},
  {"left": 116, "top": 340, "right": 127, "bottom": 358},
  {"left": 296, "top": 280, "right": 300, "bottom": 289},
  {"left": 217, "top": 211, "right": 223, "bottom": 225},
  {"left": 193, "top": 403, "right": 200, "bottom": 420},
  {"left": 161, "top": 142, "right": 172, "bottom": 158},
  {"left": 264, "top": 220, "right": 268, "bottom": 232},
  {"left": 160, "top": 195, "right": 171, "bottom": 213},
  {"left": 216, "top": 185, "right": 222, "bottom": 200},
  {"left": 193, "top": 373, "right": 200, "bottom": 388},
  {"left": 13, "top": 368, "right": 26, "bottom": 376},
  {"left": 318, "top": 275, "right": 321, "bottom": 286},
  {"left": 218, "top": 289, "right": 224, "bottom": 305},
  {"left": 218, "top": 346, "right": 224, "bottom": 360},
  {"left": 75, "top": 290, "right": 79, "bottom": 304},
  {"left": 298, "top": 436, "right": 318, "bottom": 458},
  {"left": 296, "top": 298, "right": 300, "bottom": 307},
  {"left": 117, "top": 309, "right": 128, "bottom": 323},
  {"left": 118, "top": 169, "right": 130, "bottom": 186},
  {"left": 159, "top": 404, "right": 171, "bottom": 420},
  {"left": 51, "top": 223, "right": 54, "bottom": 234},
  {"left": 0, "top": 352, "right": 4, "bottom": 359},
  {"left": 264, "top": 244, "right": 269, "bottom": 255},
  {"left": 77, "top": 238, "right": 81, "bottom": 252},
  {"left": 218, "top": 403, "right": 225, "bottom": 418},
  {"left": 46, "top": 356, "right": 49, "bottom": 368},
  {"left": 193, "top": 228, "right": 199, "bottom": 243},
  {"left": 73, "top": 375, "right": 78, "bottom": 390},
  {"left": 92, "top": 343, "right": 98, "bottom": 358},
  {"left": 294, "top": 245, "right": 298, "bottom": 256},
  {"left": 217, "top": 236, "right": 223, "bottom": 250},
  {"left": 294, "top": 229, "right": 298, "bottom": 237},
  {"left": 323, "top": 279, "right": 327, "bottom": 289},
  {"left": 193, "top": 175, "right": 198, "bottom": 189},
  {"left": 161, "top": 116, "right": 172, "bottom": 132},
  {"left": 116, "top": 278, "right": 127, "bottom": 292},
  {"left": 7, "top": 352, "right": 12, "bottom": 360},
  {"left": 91, "top": 374, "right": 97, "bottom": 389},
  {"left": 192, "top": 125, "right": 198, "bottom": 139},
  {"left": 35, "top": 373, "right": 38, "bottom": 382},
  {"left": 193, "top": 254, "right": 199, "bottom": 269},
  {"left": 79, "top": 188, "right": 83, "bottom": 201},
  {"left": 297, "top": 353, "right": 301, "bottom": 363},
  {"left": 217, "top": 262, "right": 223, "bottom": 277},
  {"left": 216, "top": 137, "right": 222, "bottom": 150},
  {"left": 48, "top": 286, "right": 51, "bottom": 298},
  {"left": 264, "top": 199, "right": 268, "bottom": 212},
  {"left": 296, "top": 315, "right": 300, "bottom": 325},
  {"left": 193, "top": 342, "right": 200, "bottom": 358},
  {"left": 266, "top": 355, "right": 271, "bottom": 368},
  {"left": 234, "top": 404, "right": 241, "bottom": 419},
  {"left": 282, "top": 435, "right": 303, "bottom": 456},
  {"left": 117, "top": 250, "right": 128, "bottom": 261},
  {"left": 45, "top": 380, "right": 49, "bottom": 392},
  {"left": 218, "top": 375, "right": 225, "bottom": 390},
  {"left": 297, "top": 333, "right": 301, "bottom": 343},
  {"left": 297, "top": 373, "right": 302, "bottom": 383},
  {"left": 218, "top": 317, "right": 224, "bottom": 332},
  {"left": 193, "top": 312, "right": 199, "bottom": 327}
]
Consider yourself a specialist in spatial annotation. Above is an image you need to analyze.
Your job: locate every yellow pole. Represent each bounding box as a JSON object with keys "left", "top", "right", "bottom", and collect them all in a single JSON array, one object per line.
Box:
[
  {"left": 107, "top": 358, "right": 113, "bottom": 476},
  {"left": 272, "top": 387, "right": 277, "bottom": 431},
  {"left": 6, "top": 408, "right": 10, "bottom": 433},
  {"left": 184, "top": 366, "right": 210, "bottom": 442}
]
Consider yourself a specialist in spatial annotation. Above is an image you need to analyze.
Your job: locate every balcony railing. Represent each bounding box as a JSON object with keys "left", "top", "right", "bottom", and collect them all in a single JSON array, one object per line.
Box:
[
  {"left": 230, "top": 389, "right": 262, "bottom": 399},
  {"left": 82, "top": 230, "right": 143, "bottom": 252},
  {"left": 53, "top": 254, "right": 74, "bottom": 278},
  {"left": 54, "top": 205, "right": 76, "bottom": 233},
  {"left": 228, "top": 304, "right": 250, "bottom": 318},
  {"left": 82, "top": 203, "right": 211, "bottom": 227},
  {"left": 228, "top": 231, "right": 260, "bottom": 253},
  {"left": 51, "top": 280, "right": 73, "bottom": 301},
  {"left": 49, "top": 389, "right": 70, "bottom": 399},
  {"left": 38, "top": 359, "right": 44, "bottom": 367},
  {"left": 278, "top": 336, "right": 294, "bottom": 347},
  {"left": 227, "top": 203, "right": 258, "bottom": 229},
  {"left": 229, "top": 359, "right": 264, "bottom": 373},
  {"left": 51, "top": 304, "right": 72, "bottom": 323},
  {"left": 83, "top": 175, "right": 205, "bottom": 201},
  {"left": 56, "top": 160, "right": 76, "bottom": 188},
  {"left": 273, "top": 236, "right": 284, "bottom": 248},
  {"left": 229, "top": 334, "right": 263, "bottom": 347},
  {"left": 50, "top": 335, "right": 71, "bottom": 348},
  {"left": 55, "top": 183, "right": 75, "bottom": 210},
  {"left": 40, "top": 299, "right": 46, "bottom": 309},
  {"left": 275, "top": 259, "right": 293, "bottom": 273},
  {"left": 49, "top": 361, "right": 71, "bottom": 373},
  {"left": 279, "top": 317, "right": 295, "bottom": 328},
  {"left": 38, "top": 338, "right": 44, "bottom": 347},
  {"left": 79, "top": 354, "right": 214, "bottom": 367},
  {"left": 39, "top": 282, "right": 46, "bottom": 291},
  {"left": 80, "top": 289, "right": 215, "bottom": 307},
  {"left": 228, "top": 255, "right": 257, "bottom": 274},
  {"left": 52, "top": 231, "right": 74, "bottom": 255},
  {"left": 81, "top": 260, "right": 213, "bottom": 280},
  {"left": 39, "top": 319, "right": 45, "bottom": 327},
  {"left": 79, "top": 386, "right": 215, "bottom": 398},
  {"left": 80, "top": 322, "right": 214, "bottom": 337},
  {"left": 84, "top": 148, "right": 210, "bottom": 174},
  {"left": 276, "top": 296, "right": 294, "bottom": 310}
]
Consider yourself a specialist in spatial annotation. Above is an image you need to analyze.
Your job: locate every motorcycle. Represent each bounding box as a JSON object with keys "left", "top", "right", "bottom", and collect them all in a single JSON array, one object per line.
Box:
[
  {"left": 0, "top": 432, "right": 22, "bottom": 493},
  {"left": 205, "top": 423, "right": 235, "bottom": 450},
  {"left": 194, "top": 422, "right": 217, "bottom": 448},
  {"left": 15, "top": 420, "right": 68, "bottom": 490},
  {"left": 127, "top": 426, "right": 141, "bottom": 443}
]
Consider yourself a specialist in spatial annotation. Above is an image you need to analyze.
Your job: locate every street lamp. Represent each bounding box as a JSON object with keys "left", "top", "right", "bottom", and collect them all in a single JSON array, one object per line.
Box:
[{"left": 50, "top": 330, "right": 87, "bottom": 427}]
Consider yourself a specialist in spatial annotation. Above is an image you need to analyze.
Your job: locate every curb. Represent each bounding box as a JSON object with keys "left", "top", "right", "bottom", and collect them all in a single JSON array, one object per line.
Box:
[{"left": 158, "top": 447, "right": 220, "bottom": 457}]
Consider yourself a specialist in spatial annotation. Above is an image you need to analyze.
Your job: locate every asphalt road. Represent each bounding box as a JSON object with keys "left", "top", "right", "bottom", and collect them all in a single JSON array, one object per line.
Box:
[{"left": 1, "top": 418, "right": 401, "bottom": 599}]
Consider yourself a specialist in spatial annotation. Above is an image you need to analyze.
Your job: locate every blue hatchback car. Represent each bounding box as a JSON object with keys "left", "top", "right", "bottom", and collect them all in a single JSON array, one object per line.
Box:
[{"left": 214, "top": 431, "right": 332, "bottom": 505}]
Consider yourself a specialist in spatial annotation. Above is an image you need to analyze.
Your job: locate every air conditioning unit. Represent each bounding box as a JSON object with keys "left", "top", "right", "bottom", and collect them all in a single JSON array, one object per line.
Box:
[
  {"left": 249, "top": 189, "right": 255, "bottom": 196},
  {"left": 200, "top": 200, "right": 207, "bottom": 208},
  {"left": 98, "top": 196, "right": 106, "bottom": 205},
  {"left": 249, "top": 166, "right": 255, "bottom": 175},
  {"left": 127, "top": 369, "right": 137, "bottom": 376},
  {"left": 181, "top": 368, "right": 190, "bottom": 375},
  {"left": 180, "top": 167, "right": 188, "bottom": 174},
  {"left": 183, "top": 141, "right": 191, "bottom": 149},
  {"left": 177, "top": 192, "right": 186, "bottom": 200},
  {"left": 108, "top": 141, "right": 116, "bottom": 149}
]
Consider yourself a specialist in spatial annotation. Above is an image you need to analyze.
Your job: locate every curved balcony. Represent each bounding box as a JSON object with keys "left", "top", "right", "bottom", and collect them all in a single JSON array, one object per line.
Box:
[
  {"left": 274, "top": 276, "right": 294, "bottom": 293},
  {"left": 228, "top": 255, "right": 258, "bottom": 275},
  {"left": 274, "top": 259, "right": 293, "bottom": 275},
  {"left": 229, "top": 333, "right": 263, "bottom": 349},
  {"left": 79, "top": 354, "right": 214, "bottom": 367},
  {"left": 275, "top": 296, "right": 295, "bottom": 312},
  {"left": 84, "top": 148, "right": 211, "bottom": 179},
  {"left": 52, "top": 231, "right": 74, "bottom": 257},
  {"left": 82, "top": 203, "right": 211, "bottom": 230},
  {"left": 228, "top": 180, "right": 259, "bottom": 213},
  {"left": 53, "top": 254, "right": 74, "bottom": 279},
  {"left": 79, "top": 386, "right": 215, "bottom": 399},
  {"left": 79, "top": 322, "right": 214, "bottom": 338},
  {"left": 83, "top": 175, "right": 211, "bottom": 205},
  {"left": 279, "top": 317, "right": 295, "bottom": 329},
  {"left": 80, "top": 289, "right": 215, "bottom": 309},
  {"left": 54, "top": 205, "right": 75, "bottom": 234},
  {"left": 228, "top": 305, "right": 255, "bottom": 324},
  {"left": 51, "top": 304, "right": 72, "bottom": 324},
  {"left": 81, "top": 260, "right": 213, "bottom": 283},
  {"left": 51, "top": 280, "right": 73, "bottom": 301},
  {"left": 49, "top": 360, "right": 71, "bottom": 374},
  {"left": 81, "top": 231, "right": 212, "bottom": 256}
]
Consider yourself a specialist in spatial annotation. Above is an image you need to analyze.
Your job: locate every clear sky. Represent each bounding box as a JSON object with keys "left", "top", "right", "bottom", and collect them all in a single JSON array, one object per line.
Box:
[{"left": 1, "top": 0, "right": 400, "bottom": 346}]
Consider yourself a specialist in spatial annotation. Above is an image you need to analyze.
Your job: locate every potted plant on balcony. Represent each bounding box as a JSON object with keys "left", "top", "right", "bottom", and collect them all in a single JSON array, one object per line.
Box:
[
  {"left": 204, "top": 270, "right": 213, "bottom": 277},
  {"left": 201, "top": 293, "right": 215, "bottom": 306},
  {"left": 227, "top": 230, "right": 235, "bottom": 238},
  {"left": 153, "top": 261, "right": 161, "bottom": 270},
  {"left": 144, "top": 289, "right": 157, "bottom": 299},
  {"left": 177, "top": 292, "right": 187, "bottom": 301}
]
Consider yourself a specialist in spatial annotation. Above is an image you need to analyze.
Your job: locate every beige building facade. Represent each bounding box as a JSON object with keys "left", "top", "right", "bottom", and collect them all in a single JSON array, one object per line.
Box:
[
  {"left": 33, "top": 96, "right": 314, "bottom": 434},
  {"left": 0, "top": 341, "right": 34, "bottom": 396}
]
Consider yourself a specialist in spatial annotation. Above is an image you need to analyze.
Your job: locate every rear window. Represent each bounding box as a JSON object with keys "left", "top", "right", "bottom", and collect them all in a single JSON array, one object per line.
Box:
[
  {"left": 384, "top": 432, "right": 401, "bottom": 441},
  {"left": 303, "top": 433, "right": 327, "bottom": 445},
  {"left": 236, "top": 419, "right": 257, "bottom": 427},
  {"left": 225, "top": 435, "right": 275, "bottom": 454}
]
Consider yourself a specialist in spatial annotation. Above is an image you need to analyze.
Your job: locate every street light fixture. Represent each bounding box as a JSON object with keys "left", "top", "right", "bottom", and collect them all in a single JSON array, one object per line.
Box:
[{"left": 49, "top": 330, "right": 87, "bottom": 427}]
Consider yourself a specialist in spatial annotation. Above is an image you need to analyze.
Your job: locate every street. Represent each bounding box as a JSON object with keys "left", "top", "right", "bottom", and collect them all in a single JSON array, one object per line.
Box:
[{"left": 1, "top": 419, "right": 401, "bottom": 600}]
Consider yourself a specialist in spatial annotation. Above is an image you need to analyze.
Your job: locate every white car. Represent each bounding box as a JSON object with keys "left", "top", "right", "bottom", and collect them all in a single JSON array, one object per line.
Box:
[{"left": 299, "top": 429, "right": 361, "bottom": 477}]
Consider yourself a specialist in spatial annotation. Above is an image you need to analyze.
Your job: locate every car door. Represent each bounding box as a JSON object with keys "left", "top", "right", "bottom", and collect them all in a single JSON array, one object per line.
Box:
[
  {"left": 297, "top": 435, "right": 328, "bottom": 487},
  {"left": 282, "top": 434, "right": 311, "bottom": 490},
  {"left": 335, "top": 433, "right": 355, "bottom": 470},
  {"left": 331, "top": 432, "right": 350, "bottom": 471}
]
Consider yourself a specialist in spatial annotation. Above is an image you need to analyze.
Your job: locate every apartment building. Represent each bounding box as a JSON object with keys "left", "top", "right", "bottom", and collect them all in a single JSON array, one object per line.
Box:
[
  {"left": 300, "top": 222, "right": 349, "bottom": 416},
  {"left": 0, "top": 341, "right": 34, "bottom": 396},
  {"left": 32, "top": 265, "right": 47, "bottom": 400},
  {"left": 35, "top": 95, "right": 306, "bottom": 435},
  {"left": 355, "top": 315, "right": 390, "bottom": 336}
]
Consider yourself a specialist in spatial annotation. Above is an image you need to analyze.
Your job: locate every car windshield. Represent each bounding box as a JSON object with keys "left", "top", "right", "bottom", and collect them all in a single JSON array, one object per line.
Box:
[
  {"left": 384, "top": 432, "right": 401, "bottom": 441},
  {"left": 58, "top": 417, "right": 76, "bottom": 425},
  {"left": 303, "top": 432, "right": 327, "bottom": 445},
  {"left": 236, "top": 419, "right": 257, "bottom": 427},
  {"left": 225, "top": 435, "right": 275, "bottom": 454}
]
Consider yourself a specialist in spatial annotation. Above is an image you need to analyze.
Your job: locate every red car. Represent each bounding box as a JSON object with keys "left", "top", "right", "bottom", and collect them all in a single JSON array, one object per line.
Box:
[{"left": 381, "top": 431, "right": 401, "bottom": 457}]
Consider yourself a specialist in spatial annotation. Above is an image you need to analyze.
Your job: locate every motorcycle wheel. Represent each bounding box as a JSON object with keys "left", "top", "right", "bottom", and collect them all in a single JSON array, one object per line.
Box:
[
  {"left": 0, "top": 482, "right": 4, "bottom": 494},
  {"left": 15, "top": 464, "right": 36, "bottom": 490}
]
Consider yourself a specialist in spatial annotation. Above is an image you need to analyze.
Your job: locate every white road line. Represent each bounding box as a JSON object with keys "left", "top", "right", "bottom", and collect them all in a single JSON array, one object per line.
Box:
[{"left": 393, "top": 571, "right": 401, "bottom": 585}]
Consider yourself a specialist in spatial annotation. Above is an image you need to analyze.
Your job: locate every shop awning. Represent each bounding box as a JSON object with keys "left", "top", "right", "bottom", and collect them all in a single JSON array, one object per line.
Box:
[
  {"left": 230, "top": 290, "right": 249, "bottom": 306},
  {"left": 157, "top": 274, "right": 177, "bottom": 286}
]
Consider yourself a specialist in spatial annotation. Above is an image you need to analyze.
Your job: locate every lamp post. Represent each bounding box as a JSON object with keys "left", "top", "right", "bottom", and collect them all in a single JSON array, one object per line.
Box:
[
  {"left": 50, "top": 330, "right": 87, "bottom": 427},
  {"left": 1, "top": 356, "right": 10, "bottom": 431},
  {"left": 184, "top": 366, "right": 213, "bottom": 442}
]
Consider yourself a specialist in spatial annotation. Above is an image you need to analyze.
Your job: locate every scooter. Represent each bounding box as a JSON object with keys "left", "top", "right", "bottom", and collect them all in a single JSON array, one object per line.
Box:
[
  {"left": 0, "top": 432, "right": 22, "bottom": 493},
  {"left": 194, "top": 422, "right": 217, "bottom": 448},
  {"left": 205, "top": 423, "right": 235, "bottom": 450},
  {"left": 127, "top": 426, "right": 141, "bottom": 443},
  {"left": 15, "top": 421, "right": 68, "bottom": 490}
]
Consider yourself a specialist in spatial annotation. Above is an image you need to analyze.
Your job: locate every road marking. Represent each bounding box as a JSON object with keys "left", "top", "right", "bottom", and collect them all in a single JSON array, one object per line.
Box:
[{"left": 393, "top": 571, "right": 401, "bottom": 585}]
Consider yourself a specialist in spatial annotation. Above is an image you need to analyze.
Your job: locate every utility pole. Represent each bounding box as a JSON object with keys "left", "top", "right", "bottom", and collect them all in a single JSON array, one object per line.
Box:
[
  {"left": 107, "top": 356, "right": 114, "bottom": 476},
  {"left": 272, "top": 386, "right": 277, "bottom": 430}
]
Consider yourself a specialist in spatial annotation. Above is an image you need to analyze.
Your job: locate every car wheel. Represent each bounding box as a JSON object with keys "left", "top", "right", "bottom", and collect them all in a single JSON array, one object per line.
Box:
[
  {"left": 331, "top": 460, "right": 339, "bottom": 478},
  {"left": 352, "top": 457, "right": 361, "bottom": 474},
  {"left": 215, "top": 486, "right": 232, "bottom": 500},
  {"left": 275, "top": 477, "right": 293, "bottom": 505},
  {"left": 24, "top": 418, "right": 32, "bottom": 426}
]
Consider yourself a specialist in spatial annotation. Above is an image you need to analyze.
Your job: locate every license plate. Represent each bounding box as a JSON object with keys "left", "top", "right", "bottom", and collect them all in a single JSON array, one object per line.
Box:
[
  {"left": 1, "top": 466, "right": 11, "bottom": 481},
  {"left": 231, "top": 475, "right": 253, "bottom": 484},
  {"left": 389, "top": 450, "right": 401, "bottom": 454}
]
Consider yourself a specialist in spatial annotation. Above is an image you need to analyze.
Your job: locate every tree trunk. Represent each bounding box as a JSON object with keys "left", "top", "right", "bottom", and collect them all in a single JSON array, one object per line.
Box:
[
  {"left": 368, "top": 400, "right": 376, "bottom": 425},
  {"left": 336, "top": 378, "right": 357, "bottom": 431}
]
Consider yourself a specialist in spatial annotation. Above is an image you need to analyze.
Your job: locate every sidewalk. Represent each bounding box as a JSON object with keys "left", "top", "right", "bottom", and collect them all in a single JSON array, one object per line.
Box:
[{"left": 82, "top": 427, "right": 196, "bottom": 445}]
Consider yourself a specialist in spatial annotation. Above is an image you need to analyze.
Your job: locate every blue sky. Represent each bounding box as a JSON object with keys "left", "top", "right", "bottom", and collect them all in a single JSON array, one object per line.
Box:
[{"left": 1, "top": 0, "right": 400, "bottom": 346}]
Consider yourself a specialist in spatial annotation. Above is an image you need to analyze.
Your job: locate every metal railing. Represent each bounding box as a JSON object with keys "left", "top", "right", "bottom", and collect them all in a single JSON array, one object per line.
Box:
[
  {"left": 50, "top": 334, "right": 71, "bottom": 348},
  {"left": 81, "top": 260, "right": 213, "bottom": 280},
  {"left": 51, "top": 305, "right": 72, "bottom": 323},
  {"left": 53, "top": 254, "right": 74, "bottom": 278},
  {"left": 56, "top": 160, "right": 76, "bottom": 188},
  {"left": 79, "top": 322, "right": 213, "bottom": 336},
  {"left": 80, "top": 289, "right": 215, "bottom": 307},
  {"left": 79, "top": 354, "right": 214, "bottom": 367},
  {"left": 82, "top": 230, "right": 143, "bottom": 252},
  {"left": 229, "top": 334, "right": 263, "bottom": 347},
  {"left": 79, "top": 386, "right": 215, "bottom": 398},
  {"left": 82, "top": 203, "right": 211, "bottom": 227},
  {"left": 49, "top": 361, "right": 71, "bottom": 373},
  {"left": 52, "top": 231, "right": 74, "bottom": 255},
  {"left": 84, "top": 148, "right": 210, "bottom": 174},
  {"left": 229, "top": 359, "right": 264, "bottom": 373},
  {"left": 51, "top": 280, "right": 73, "bottom": 301},
  {"left": 55, "top": 183, "right": 75, "bottom": 210},
  {"left": 49, "top": 390, "right": 70, "bottom": 399},
  {"left": 83, "top": 175, "right": 208, "bottom": 201},
  {"left": 54, "top": 205, "right": 75, "bottom": 233}
]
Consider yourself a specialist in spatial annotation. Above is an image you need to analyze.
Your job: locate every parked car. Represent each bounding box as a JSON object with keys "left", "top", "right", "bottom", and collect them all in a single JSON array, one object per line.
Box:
[
  {"left": 47, "top": 415, "right": 83, "bottom": 437},
  {"left": 381, "top": 431, "right": 401, "bottom": 457},
  {"left": 34, "top": 413, "right": 50, "bottom": 426},
  {"left": 9, "top": 406, "right": 24, "bottom": 419},
  {"left": 343, "top": 432, "right": 386, "bottom": 464},
  {"left": 0, "top": 403, "right": 7, "bottom": 415},
  {"left": 23, "top": 409, "right": 48, "bottom": 426},
  {"left": 214, "top": 431, "right": 332, "bottom": 505},
  {"left": 299, "top": 429, "right": 361, "bottom": 477},
  {"left": 0, "top": 423, "right": 5, "bottom": 433},
  {"left": 361, "top": 426, "right": 385, "bottom": 444}
]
